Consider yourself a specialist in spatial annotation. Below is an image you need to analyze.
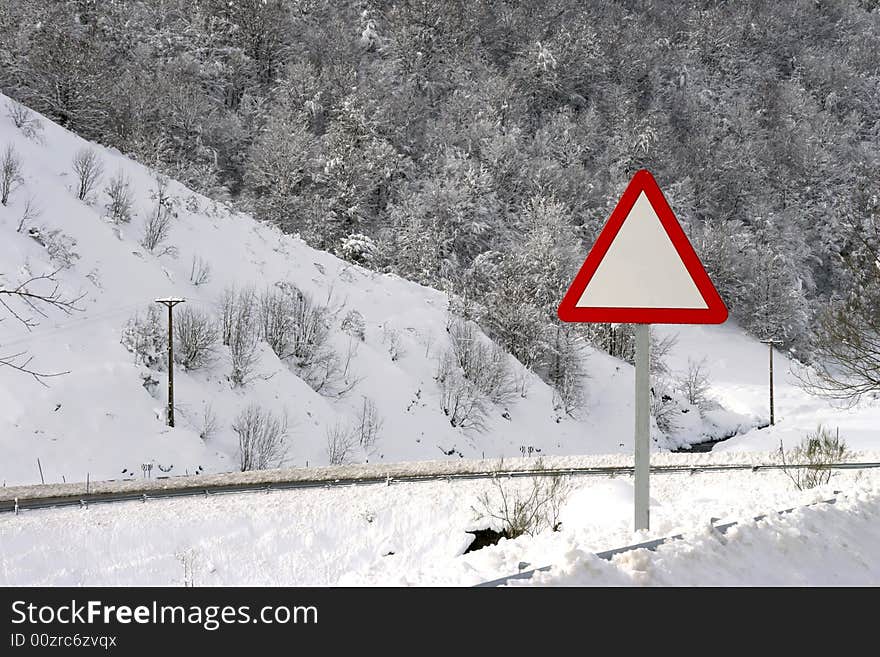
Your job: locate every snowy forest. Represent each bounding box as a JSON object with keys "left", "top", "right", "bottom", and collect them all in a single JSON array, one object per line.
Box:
[{"left": 2, "top": 0, "right": 879, "bottom": 403}]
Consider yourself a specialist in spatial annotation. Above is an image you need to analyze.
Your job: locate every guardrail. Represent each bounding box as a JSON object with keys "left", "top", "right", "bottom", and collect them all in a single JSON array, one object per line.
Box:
[
  {"left": 475, "top": 493, "right": 842, "bottom": 587},
  {"left": 2, "top": 461, "right": 876, "bottom": 515}
]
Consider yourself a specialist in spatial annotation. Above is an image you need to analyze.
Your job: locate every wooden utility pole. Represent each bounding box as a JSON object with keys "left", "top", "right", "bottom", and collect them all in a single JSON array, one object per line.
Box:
[
  {"left": 761, "top": 339, "right": 783, "bottom": 425},
  {"left": 154, "top": 297, "right": 185, "bottom": 427}
]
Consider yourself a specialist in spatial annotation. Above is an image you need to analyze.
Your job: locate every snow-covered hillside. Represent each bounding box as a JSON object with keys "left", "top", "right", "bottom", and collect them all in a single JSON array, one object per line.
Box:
[
  {"left": 0, "top": 96, "right": 702, "bottom": 486},
  {"left": 0, "top": 96, "right": 876, "bottom": 489}
]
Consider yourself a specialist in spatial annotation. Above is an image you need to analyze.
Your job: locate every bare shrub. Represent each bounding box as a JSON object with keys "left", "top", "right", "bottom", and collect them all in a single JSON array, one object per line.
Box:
[
  {"left": 174, "top": 306, "right": 219, "bottom": 370},
  {"left": 141, "top": 175, "right": 177, "bottom": 255},
  {"left": 325, "top": 421, "right": 358, "bottom": 465},
  {"left": 353, "top": 396, "right": 383, "bottom": 453},
  {"left": 288, "top": 287, "right": 330, "bottom": 366},
  {"left": 16, "top": 195, "right": 41, "bottom": 233},
  {"left": 678, "top": 357, "right": 711, "bottom": 409},
  {"left": 650, "top": 333, "right": 678, "bottom": 378},
  {"left": 473, "top": 461, "right": 571, "bottom": 538},
  {"left": 140, "top": 204, "right": 174, "bottom": 254},
  {"left": 448, "top": 320, "right": 516, "bottom": 405},
  {"left": 651, "top": 379, "right": 680, "bottom": 435},
  {"left": 382, "top": 325, "right": 405, "bottom": 361},
  {"left": 220, "top": 287, "right": 259, "bottom": 386},
  {"left": 234, "top": 404, "right": 289, "bottom": 471},
  {"left": 27, "top": 226, "right": 80, "bottom": 269},
  {"left": 548, "top": 327, "right": 587, "bottom": 417},
  {"left": 437, "top": 353, "right": 487, "bottom": 431},
  {"left": 72, "top": 148, "right": 104, "bottom": 202},
  {"left": 778, "top": 426, "right": 850, "bottom": 491},
  {"left": 341, "top": 309, "right": 366, "bottom": 341},
  {"left": 189, "top": 255, "right": 211, "bottom": 286},
  {"left": 258, "top": 286, "right": 296, "bottom": 358},
  {"left": 6, "top": 101, "right": 43, "bottom": 141},
  {"left": 105, "top": 170, "right": 134, "bottom": 223},
  {"left": 121, "top": 306, "right": 166, "bottom": 369},
  {"left": 1, "top": 144, "right": 23, "bottom": 206},
  {"left": 198, "top": 403, "right": 218, "bottom": 441}
]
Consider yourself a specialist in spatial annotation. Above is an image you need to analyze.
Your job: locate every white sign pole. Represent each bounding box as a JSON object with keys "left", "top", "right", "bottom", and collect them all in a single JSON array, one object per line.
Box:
[{"left": 634, "top": 323, "right": 651, "bottom": 531}]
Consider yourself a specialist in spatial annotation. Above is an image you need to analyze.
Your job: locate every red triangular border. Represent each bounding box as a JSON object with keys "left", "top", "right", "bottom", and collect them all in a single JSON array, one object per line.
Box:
[{"left": 558, "top": 169, "right": 728, "bottom": 325}]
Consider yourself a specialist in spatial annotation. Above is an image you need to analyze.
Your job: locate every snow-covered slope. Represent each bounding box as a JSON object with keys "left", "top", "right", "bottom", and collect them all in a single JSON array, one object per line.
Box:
[
  {"left": 1, "top": 95, "right": 875, "bottom": 489},
  {"left": 0, "top": 96, "right": 661, "bottom": 486}
]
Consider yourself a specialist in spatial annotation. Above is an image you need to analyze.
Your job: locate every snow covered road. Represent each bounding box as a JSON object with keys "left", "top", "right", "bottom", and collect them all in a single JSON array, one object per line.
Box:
[{"left": 2, "top": 458, "right": 878, "bottom": 586}]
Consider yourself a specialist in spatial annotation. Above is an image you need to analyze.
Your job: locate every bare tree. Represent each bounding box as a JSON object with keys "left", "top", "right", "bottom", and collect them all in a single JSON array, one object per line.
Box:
[
  {"left": 16, "top": 195, "right": 41, "bottom": 233},
  {"left": 173, "top": 306, "right": 219, "bottom": 370},
  {"left": 353, "top": 396, "right": 383, "bottom": 453},
  {"left": 72, "top": 148, "right": 104, "bottom": 201},
  {"left": 188, "top": 255, "right": 211, "bottom": 286},
  {"left": 220, "top": 287, "right": 259, "bottom": 386},
  {"left": 104, "top": 170, "right": 134, "bottom": 223},
  {"left": 1, "top": 144, "right": 23, "bottom": 206},
  {"left": 233, "top": 404, "right": 288, "bottom": 471},
  {"left": 0, "top": 268, "right": 84, "bottom": 384},
  {"left": 140, "top": 205, "right": 174, "bottom": 254},
  {"left": 6, "top": 101, "right": 43, "bottom": 141},
  {"left": 678, "top": 357, "right": 712, "bottom": 409},
  {"left": 325, "top": 421, "right": 357, "bottom": 465}
]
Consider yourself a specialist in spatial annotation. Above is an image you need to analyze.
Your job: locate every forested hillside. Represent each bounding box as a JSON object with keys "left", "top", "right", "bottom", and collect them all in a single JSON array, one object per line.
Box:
[{"left": 2, "top": 0, "right": 880, "bottom": 399}]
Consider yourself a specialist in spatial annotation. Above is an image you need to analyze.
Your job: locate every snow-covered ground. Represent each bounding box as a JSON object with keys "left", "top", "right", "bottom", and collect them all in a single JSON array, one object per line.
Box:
[
  {"left": 0, "top": 95, "right": 764, "bottom": 488},
  {"left": 3, "top": 97, "right": 880, "bottom": 586},
  {"left": 2, "top": 459, "right": 877, "bottom": 585}
]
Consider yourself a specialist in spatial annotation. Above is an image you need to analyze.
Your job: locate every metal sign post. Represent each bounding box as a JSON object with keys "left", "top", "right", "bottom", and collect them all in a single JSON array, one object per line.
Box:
[
  {"left": 557, "top": 169, "right": 728, "bottom": 532},
  {"left": 634, "top": 323, "right": 651, "bottom": 530}
]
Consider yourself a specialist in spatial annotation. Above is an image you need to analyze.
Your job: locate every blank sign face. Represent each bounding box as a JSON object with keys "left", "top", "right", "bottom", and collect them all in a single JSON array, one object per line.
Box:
[
  {"left": 557, "top": 169, "right": 728, "bottom": 325},
  {"left": 576, "top": 192, "right": 708, "bottom": 310}
]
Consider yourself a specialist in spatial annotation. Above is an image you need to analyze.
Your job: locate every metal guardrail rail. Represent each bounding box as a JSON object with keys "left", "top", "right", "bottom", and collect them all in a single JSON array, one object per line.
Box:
[
  {"left": 2, "top": 462, "right": 877, "bottom": 515},
  {"left": 475, "top": 494, "right": 842, "bottom": 587}
]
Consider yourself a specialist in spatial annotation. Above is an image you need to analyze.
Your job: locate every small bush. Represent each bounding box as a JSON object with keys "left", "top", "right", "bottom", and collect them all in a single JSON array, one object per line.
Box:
[
  {"left": 105, "top": 170, "right": 134, "bottom": 223},
  {"left": 28, "top": 226, "right": 80, "bottom": 269},
  {"left": 326, "top": 421, "right": 358, "bottom": 465},
  {"left": 72, "top": 148, "right": 104, "bottom": 202},
  {"left": 16, "top": 195, "right": 41, "bottom": 233},
  {"left": 437, "top": 354, "right": 487, "bottom": 431},
  {"left": 121, "top": 306, "right": 166, "bottom": 369},
  {"left": 140, "top": 205, "right": 174, "bottom": 254},
  {"left": 141, "top": 175, "right": 177, "bottom": 255},
  {"left": 198, "top": 403, "right": 218, "bottom": 441},
  {"left": 220, "top": 287, "right": 259, "bottom": 386},
  {"left": 173, "top": 306, "right": 219, "bottom": 370},
  {"left": 779, "top": 426, "right": 850, "bottom": 490},
  {"left": 341, "top": 309, "right": 366, "bottom": 341},
  {"left": 473, "top": 461, "right": 571, "bottom": 539},
  {"left": 651, "top": 380, "right": 680, "bottom": 435},
  {"left": 354, "top": 396, "right": 383, "bottom": 453},
  {"left": 1, "top": 143, "right": 23, "bottom": 206},
  {"left": 448, "top": 320, "right": 516, "bottom": 405},
  {"left": 6, "top": 101, "right": 43, "bottom": 141},
  {"left": 678, "top": 357, "right": 711, "bottom": 409},
  {"left": 234, "top": 404, "right": 289, "bottom": 471},
  {"left": 338, "top": 233, "right": 378, "bottom": 266},
  {"left": 189, "top": 255, "right": 211, "bottom": 286}
]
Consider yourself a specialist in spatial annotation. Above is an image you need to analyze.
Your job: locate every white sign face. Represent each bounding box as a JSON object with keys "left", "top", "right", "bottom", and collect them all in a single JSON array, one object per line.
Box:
[{"left": 576, "top": 192, "right": 708, "bottom": 310}]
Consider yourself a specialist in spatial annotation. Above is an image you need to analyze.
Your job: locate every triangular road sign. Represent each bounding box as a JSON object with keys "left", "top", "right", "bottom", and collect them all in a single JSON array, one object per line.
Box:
[{"left": 558, "top": 169, "right": 728, "bottom": 324}]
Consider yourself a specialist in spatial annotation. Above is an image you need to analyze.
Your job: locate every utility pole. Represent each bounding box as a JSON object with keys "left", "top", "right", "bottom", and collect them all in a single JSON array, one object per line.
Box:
[
  {"left": 761, "top": 338, "right": 783, "bottom": 426},
  {"left": 154, "top": 297, "right": 185, "bottom": 427}
]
